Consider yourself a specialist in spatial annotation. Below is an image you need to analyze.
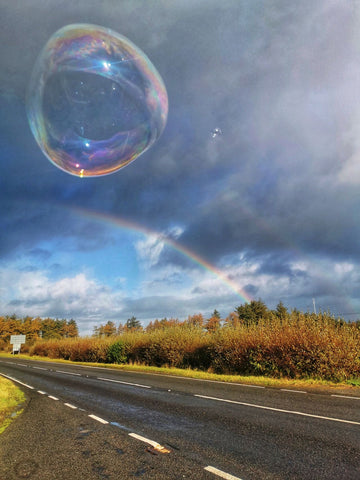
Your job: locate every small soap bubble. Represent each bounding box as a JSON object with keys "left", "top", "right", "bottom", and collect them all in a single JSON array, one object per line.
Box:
[
  {"left": 211, "top": 127, "right": 222, "bottom": 138},
  {"left": 26, "top": 24, "right": 168, "bottom": 177}
]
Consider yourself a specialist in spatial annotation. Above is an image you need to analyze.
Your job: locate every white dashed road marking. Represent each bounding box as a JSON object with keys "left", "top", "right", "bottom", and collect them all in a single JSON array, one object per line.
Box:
[
  {"left": 37, "top": 390, "right": 47, "bottom": 395},
  {"left": 128, "top": 432, "right": 171, "bottom": 453},
  {"left": 204, "top": 465, "right": 243, "bottom": 480},
  {"left": 88, "top": 414, "right": 109, "bottom": 424},
  {"left": 281, "top": 389, "right": 307, "bottom": 394},
  {"left": 331, "top": 395, "right": 360, "bottom": 400},
  {"left": 128, "top": 432, "right": 161, "bottom": 448},
  {"left": 97, "top": 377, "right": 151, "bottom": 389},
  {"left": 48, "top": 395, "right": 59, "bottom": 401},
  {"left": 33, "top": 366, "right": 47, "bottom": 370},
  {"left": 64, "top": 403, "right": 77, "bottom": 409},
  {"left": 55, "top": 370, "right": 81, "bottom": 376}
]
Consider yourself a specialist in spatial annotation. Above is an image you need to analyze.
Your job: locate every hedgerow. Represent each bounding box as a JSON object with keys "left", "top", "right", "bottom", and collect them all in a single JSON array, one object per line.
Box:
[{"left": 28, "top": 312, "right": 360, "bottom": 381}]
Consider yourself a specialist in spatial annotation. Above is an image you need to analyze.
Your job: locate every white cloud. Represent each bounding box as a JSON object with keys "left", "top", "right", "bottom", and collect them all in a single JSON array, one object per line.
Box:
[
  {"left": 0, "top": 267, "right": 126, "bottom": 335},
  {"left": 135, "top": 234, "right": 165, "bottom": 267},
  {"left": 135, "top": 226, "right": 184, "bottom": 268},
  {"left": 334, "top": 262, "right": 354, "bottom": 276}
]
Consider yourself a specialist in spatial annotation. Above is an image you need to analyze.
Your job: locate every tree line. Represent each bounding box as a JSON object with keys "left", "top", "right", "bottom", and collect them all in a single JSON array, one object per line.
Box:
[
  {"left": 0, "top": 315, "right": 78, "bottom": 349},
  {"left": 2, "top": 301, "right": 358, "bottom": 347},
  {"left": 92, "top": 300, "right": 359, "bottom": 337}
]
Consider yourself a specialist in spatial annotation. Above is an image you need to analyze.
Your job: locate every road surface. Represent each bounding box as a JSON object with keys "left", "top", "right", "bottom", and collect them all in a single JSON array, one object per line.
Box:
[{"left": 0, "top": 357, "right": 359, "bottom": 479}]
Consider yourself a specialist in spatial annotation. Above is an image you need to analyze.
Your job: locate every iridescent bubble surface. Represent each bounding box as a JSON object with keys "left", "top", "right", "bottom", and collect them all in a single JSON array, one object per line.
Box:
[{"left": 26, "top": 24, "right": 168, "bottom": 177}]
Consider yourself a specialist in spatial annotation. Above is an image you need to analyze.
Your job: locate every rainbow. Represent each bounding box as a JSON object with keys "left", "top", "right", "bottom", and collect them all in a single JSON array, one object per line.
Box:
[{"left": 72, "top": 207, "right": 252, "bottom": 303}]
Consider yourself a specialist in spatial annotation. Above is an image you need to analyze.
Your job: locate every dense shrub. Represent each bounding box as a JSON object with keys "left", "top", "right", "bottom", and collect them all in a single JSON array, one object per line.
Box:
[
  {"left": 30, "top": 337, "right": 111, "bottom": 363},
  {"left": 106, "top": 340, "right": 127, "bottom": 364}
]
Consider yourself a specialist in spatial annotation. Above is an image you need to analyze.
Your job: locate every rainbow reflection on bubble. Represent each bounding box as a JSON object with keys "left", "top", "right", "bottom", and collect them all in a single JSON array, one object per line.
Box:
[{"left": 26, "top": 24, "right": 168, "bottom": 177}]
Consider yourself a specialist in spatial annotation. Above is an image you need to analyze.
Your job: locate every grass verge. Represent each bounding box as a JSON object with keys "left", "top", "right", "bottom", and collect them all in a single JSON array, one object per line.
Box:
[
  {"left": 0, "top": 376, "right": 25, "bottom": 434},
  {"left": 1, "top": 352, "right": 359, "bottom": 393}
]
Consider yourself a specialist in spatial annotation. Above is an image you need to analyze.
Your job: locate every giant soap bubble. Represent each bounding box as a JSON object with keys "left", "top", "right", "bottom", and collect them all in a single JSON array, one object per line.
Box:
[{"left": 26, "top": 24, "right": 168, "bottom": 177}]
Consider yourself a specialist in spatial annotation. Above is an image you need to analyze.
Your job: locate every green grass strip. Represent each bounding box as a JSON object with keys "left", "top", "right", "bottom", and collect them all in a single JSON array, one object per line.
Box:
[{"left": 0, "top": 376, "right": 25, "bottom": 434}]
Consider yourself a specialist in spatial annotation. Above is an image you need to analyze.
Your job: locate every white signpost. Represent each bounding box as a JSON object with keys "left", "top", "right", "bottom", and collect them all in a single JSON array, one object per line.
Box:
[{"left": 10, "top": 335, "right": 26, "bottom": 354}]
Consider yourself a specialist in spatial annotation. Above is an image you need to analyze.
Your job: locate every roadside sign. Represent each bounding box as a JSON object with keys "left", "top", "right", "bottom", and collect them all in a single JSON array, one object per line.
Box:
[{"left": 10, "top": 335, "right": 26, "bottom": 344}]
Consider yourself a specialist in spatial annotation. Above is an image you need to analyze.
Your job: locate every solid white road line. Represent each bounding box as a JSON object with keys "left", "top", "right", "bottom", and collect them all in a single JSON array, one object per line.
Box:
[
  {"left": 128, "top": 432, "right": 162, "bottom": 448},
  {"left": 48, "top": 395, "right": 59, "bottom": 401},
  {"left": 0, "top": 373, "right": 34, "bottom": 389},
  {"left": 64, "top": 403, "right": 77, "bottom": 409},
  {"left": 204, "top": 465, "right": 243, "bottom": 480},
  {"left": 195, "top": 394, "right": 360, "bottom": 426},
  {"left": 331, "top": 395, "right": 360, "bottom": 400},
  {"left": 97, "top": 377, "right": 151, "bottom": 389},
  {"left": 123, "top": 369, "right": 266, "bottom": 388},
  {"left": 55, "top": 370, "right": 81, "bottom": 376},
  {"left": 88, "top": 414, "right": 109, "bottom": 424},
  {"left": 37, "top": 390, "right": 47, "bottom": 395},
  {"left": 33, "top": 366, "right": 47, "bottom": 370}
]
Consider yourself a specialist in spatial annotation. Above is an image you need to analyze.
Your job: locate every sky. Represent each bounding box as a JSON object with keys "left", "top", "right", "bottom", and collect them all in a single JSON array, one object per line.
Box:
[{"left": 1, "top": 0, "right": 360, "bottom": 335}]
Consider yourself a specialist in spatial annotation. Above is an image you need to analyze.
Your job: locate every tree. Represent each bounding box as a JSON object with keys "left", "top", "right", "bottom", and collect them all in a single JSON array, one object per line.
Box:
[
  {"left": 224, "top": 311, "right": 240, "bottom": 328},
  {"left": 205, "top": 315, "right": 221, "bottom": 333},
  {"left": 117, "top": 322, "right": 125, "bottom": 335},
  {"left": 93, "top": 325, "right": 101, "bottom": 337},
  {"left": 93, "top": 321, "right": 117, "bottom": 337},
  {"left": 103, "top": 321, "right": 117, "bottom": 336},
  {"left": 145, "top": 320, "right": 155, "bottom": 332},
  {"left": 275, "top": 301, "right": 288, "bottom": 322},
  {"left": 212, "top": 309, "right": 221, "bottom": 319},
  {"left": 55, "top": 319, "right": 67, "bottom": 337},
  {"left": 41, "top": 318, "right": 61, "bottom": 339},
  {"left": 185, "top": 313, "right": 204, "bottom": 328},
  {"left": 126, "top": 316, "right": 142, "bottom": 331},
  {"left": 22, "top": 316, "right": 41, "bottom": 340},
  {"left": 65, "top": 319, "right": 79, "bottom": 337},
  {"left": 236, "top": 299, "right": 269, "bottom": 326}
]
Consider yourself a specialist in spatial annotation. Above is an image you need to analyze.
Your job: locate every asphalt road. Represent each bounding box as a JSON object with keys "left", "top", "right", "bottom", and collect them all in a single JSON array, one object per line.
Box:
[{"left": 0, "top": 358, "right": 359, "bottom": 480}]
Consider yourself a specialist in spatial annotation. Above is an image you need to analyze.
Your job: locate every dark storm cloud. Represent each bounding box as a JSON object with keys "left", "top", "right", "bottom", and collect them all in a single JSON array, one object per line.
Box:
[
  {"left": 174, "top": 178, "right": 360, "bottom": 267},
  {"left": 252, "top": 254, "right": 301, "bottom": 277},
  {"left": 242, "top": 284, "right": 259, "bottom": 297}
]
